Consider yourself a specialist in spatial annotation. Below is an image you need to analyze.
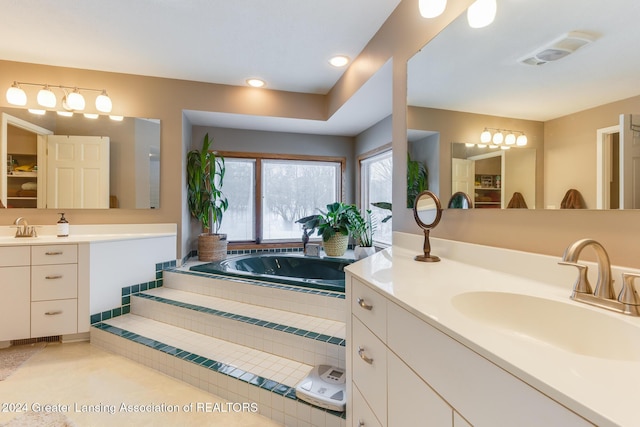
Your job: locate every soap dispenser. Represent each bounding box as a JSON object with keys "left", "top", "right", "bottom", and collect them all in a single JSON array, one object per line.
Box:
[{"left": 57, "top": 213, "right": 69, "bottom": 237}]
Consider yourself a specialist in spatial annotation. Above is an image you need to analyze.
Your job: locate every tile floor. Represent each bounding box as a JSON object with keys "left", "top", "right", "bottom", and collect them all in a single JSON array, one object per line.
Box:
[{"left": 0, "top": 342, "right": 282, "bottom": 426}]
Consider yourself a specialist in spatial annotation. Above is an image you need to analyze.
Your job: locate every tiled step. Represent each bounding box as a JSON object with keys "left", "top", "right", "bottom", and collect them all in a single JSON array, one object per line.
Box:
[
  {"left": 132, "top": 287, "right": 346, "bottom": 368},
  {"left": 164, "top": 269, "right": 345, "bottom": 322},
  {"left": 91, "top": 315, "right": 345, "bottom": 426}
]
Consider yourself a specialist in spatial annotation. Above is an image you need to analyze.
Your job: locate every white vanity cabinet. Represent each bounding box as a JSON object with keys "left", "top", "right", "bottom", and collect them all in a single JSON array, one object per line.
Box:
[
  {"left": 0, "top": 246, "right": 31, "bottom": 341},
  {"left": 0, "top": 243, "right": 85, "bottom": 343},
  {"left": 347, "top": 275, "right": 593, "bottom": 427},
  {"left": 30, "top": 245, "right": 79, "bottom": 337}
]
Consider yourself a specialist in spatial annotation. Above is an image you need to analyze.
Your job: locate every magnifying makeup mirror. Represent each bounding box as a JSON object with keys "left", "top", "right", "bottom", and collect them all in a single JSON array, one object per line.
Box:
[
  {"left": 447, "top": 191, "right": 473, "bottom": 209},
  {"left": 413, "top": 190, "right": 443, "bottom": 262}
]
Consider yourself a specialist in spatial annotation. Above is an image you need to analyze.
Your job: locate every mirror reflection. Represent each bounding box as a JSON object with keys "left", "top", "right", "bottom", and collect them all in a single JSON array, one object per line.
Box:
[
  {"left": 448, "top": 191, "right": 473, "bottom": 209},
  {"left": 1, "top": 107, "right": 160, "bottom": 209},
  {"left": 407, "top": 0, "right": 640, "bottom": 210}
]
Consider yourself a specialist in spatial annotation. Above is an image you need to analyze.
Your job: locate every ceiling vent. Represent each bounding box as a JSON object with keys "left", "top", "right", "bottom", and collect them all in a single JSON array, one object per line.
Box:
[{"left": 519, "top": 31, "right": 597, "bottom": 66}]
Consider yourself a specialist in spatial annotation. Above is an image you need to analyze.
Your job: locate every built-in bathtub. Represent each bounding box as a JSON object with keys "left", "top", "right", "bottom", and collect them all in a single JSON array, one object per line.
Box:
[{"left": 189, "top": 252, "right": 353, "bottom": 292}]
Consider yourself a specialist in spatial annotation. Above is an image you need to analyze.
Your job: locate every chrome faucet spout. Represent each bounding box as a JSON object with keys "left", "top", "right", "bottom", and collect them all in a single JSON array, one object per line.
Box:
[{"left": 562, "top": 238, "right": 614, "bottom": 299}]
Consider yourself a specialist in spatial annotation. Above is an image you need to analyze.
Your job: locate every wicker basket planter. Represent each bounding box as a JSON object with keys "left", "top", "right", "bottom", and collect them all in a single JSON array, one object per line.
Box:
[
  {"left": 323, "top": 233, "right": 349, "bottom": 257},
  {"left": 198, "top": 233, "right": 228, "bottom": 261}
]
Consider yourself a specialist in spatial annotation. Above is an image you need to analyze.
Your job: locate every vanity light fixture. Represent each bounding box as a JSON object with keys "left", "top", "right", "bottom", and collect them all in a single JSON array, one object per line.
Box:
[
  {"left": 481, "top": 128, "right": 527, "bottom": 146},
  {"left": 419, "top": 0, "right": 447, "bottom": 18},
  {"left": 467, "top": 0, "right": 497, "bottom": 29},
  {"left": 246, "top": 78, "right": 266, "bottom": 88},
  {"left": 37, "top": 85, "right": 56, "bottom": 108},
  {"left": 329, "top": 55, "right": 350, "bottom": 68},
  {"left": 6, "top": 82, "right": 27, "bottom": 106},
  {"left": 5, "top": 81, "right": 113, "bottom": 113}
]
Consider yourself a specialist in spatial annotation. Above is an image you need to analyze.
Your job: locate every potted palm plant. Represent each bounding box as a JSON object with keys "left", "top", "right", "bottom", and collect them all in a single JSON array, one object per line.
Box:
[
  {"left": 187, "top": 133, "right": 229, "bottom": 261},
  {"left": 296, "top": 202, "right": 356, "bottom": 257},
  {"left": 348, "top": 208, "right": 377, "bottom": 260}
]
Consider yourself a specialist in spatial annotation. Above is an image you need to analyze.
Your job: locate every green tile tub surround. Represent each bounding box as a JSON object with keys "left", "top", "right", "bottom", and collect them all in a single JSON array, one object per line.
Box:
[
  {"left": 173, "top": 269, "right": 346, "bottom": 300},
  {"left": 134, "top": 293, "right": 346, "bottom": 347},
  {"left": 93, "top": 323, "right": 345, "bottom": 417},
  {"left": 89, "top": 259, "right": 176, "bottom": 325}
]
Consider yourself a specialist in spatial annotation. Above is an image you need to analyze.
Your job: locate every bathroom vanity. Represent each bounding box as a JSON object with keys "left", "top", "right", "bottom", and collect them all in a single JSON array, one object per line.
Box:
[
  {"left": 0, "top": 223, "right": 176, "bottom": 345},
  {"left": 345, "top": 232, "right": 640, "bottom": 427}
]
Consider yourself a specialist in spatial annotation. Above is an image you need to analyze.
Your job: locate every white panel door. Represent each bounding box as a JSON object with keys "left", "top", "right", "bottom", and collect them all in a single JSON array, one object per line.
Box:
[
  {"left": 451, "top": 158, "right": 475, "bottom": 203},
  {"left": 46, "top": 135, "right": 110, "bottom": 208}
]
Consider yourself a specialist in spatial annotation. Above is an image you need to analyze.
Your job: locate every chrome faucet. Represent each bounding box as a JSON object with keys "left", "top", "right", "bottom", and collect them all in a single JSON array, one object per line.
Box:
[
  {"left": 13, "top": 217, "right": 37, "bottom": 238},
  {"left": 559, "top": 238, "right": 640, "bottom": 316}
]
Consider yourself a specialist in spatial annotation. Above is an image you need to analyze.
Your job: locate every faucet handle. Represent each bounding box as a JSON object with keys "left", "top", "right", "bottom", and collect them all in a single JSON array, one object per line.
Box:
[
  {"left": 618, "top": 273, "right": 640, "bottom": 306},
  {"left": 558, "top": 261, "right": 593, "bottom": 295}
]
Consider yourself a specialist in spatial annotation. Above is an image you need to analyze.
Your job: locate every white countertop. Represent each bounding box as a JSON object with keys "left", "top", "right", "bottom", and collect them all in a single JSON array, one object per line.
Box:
[
  {"left": 0, "top": 223, "right": 176, "bottom": 246},
  {"left": 346, "top": 232, "right": 640, "bottom": 427}
]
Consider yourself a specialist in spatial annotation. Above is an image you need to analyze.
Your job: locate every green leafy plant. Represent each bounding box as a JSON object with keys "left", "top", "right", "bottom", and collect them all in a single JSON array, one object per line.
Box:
[
  {"left": 407, "top": 152, "right": 428, "bottom": 208},
  {"left": 187, "top": 133, "right": 228, "bottom": 234},
  {"left": 347, "top": 209, "right": 377, "bottom": 247},
  {"left": 296, "top": 202, "right": 357, "bottom": 242},
  {"left": 371, "top": 201, "right": 392, "bottom": 223}
]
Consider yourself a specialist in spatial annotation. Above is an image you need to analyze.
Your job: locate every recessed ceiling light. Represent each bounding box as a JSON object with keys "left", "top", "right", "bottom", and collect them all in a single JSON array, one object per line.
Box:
[
  {"left": 246, "top": 78, "right": 266, "bottom": 88},
  {"left": 329, "top": 55, "right": 350, "bottom": 68}
]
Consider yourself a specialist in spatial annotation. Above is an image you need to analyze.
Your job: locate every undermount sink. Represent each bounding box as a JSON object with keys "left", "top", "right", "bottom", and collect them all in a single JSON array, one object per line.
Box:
[{"left": 452, "top": 291, "right": 640, "bottom": 361}]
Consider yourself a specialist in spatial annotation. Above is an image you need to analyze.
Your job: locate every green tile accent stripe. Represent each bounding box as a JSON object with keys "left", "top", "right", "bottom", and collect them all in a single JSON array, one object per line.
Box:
[
  {"left": 90, "top": 259, "right": 177, "bottom": 325},
  {"left": 169, "top": 269, "right": 345, "bottom": 300},
  {"left": 135, "top": 293, "right": 346, "bottom": 347},
  {"left": 93, "top": 322, "right": 345, "bottom": 418}
]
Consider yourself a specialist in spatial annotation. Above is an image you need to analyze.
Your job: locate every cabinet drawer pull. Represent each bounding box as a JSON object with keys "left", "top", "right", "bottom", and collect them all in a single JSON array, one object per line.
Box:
[
  {"left": 357, "top": 298, "right": 373, "bottom": 311},
  {"left": 45, "top": 275, "right": 63, "bottom": 280},
  {"left": 358, "top": 421, "right": 365, "bottom": 427},
  {"left": 45, "top": 310, "right": 63, "bottom": 316},
  {"left": 45, "top": 251, "right": 64, "bottom": 256},
  {"left": 357, "top": 346, "right": 374, "bottom": 364}
]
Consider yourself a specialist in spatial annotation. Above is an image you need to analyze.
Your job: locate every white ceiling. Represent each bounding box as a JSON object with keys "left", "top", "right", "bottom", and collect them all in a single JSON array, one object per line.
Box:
[
  {"left": 0, "top": 0, "right": 399, "bottom": 135},
  {"left": 408, "top": 0, "right": 640, "bottom": 122}
]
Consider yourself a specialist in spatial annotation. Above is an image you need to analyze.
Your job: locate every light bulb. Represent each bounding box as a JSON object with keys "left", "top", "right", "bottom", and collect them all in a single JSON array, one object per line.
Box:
[
  {"left": 516, "top": 134, "right": 528, "bottom": 146},
  {"left": 419, "top": 0, "right": 447, "bottom": 18},
  {"left": 95, "top": 91, "right": 112, "bottom": 113},
  {"left": 66, "top": 90, "right": 85, "bottom": 110},
  {"left": 246, "top": 78, "right": 265, "bottom": 88},
  {"left": 37, "top": 86, "right": 57, "bottom": 108},
  {"left": 492, "top": 132, "right": 504, "bottom": 145},
  {"left": 480, "top": 130, "right": 492, "bottom": 143},
  {"left": 6, "top": 83, "right": 27, "bottom": 106},
  {"left": 329, "top": 55, "right": 350, "bottom": 67},
  {"left": 505, "top": 133, "right": 516, "bottom": 145},
  {"left": 467, "top": 0, "right": 497, "bottom": 29}
]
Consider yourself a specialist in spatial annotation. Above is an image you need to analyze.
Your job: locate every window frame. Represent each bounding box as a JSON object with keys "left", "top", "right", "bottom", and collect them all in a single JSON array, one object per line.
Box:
[
  {"left": 218, "top": 151, "right": 346, "bottom": 248},
  {"left": 358, "top": 144, "right": 393, "bottom": 248}
]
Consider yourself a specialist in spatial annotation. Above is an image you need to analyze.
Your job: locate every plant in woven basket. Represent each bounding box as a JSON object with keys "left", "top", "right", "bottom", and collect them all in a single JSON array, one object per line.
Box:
[
  {"left": 187, "top": 133, "right": 229, "bottom": 260},
  {"left": 296, "top": 202, "right": 358, "bottom": 256}
]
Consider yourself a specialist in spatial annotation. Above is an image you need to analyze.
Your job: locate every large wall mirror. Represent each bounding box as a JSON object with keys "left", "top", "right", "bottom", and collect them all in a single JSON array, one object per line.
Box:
[
  {"left": 1, "top": 106, "right": 160, "bottom": 209},
  {"left": 407, "top": 0, "right": 640, "bottom": 210}
]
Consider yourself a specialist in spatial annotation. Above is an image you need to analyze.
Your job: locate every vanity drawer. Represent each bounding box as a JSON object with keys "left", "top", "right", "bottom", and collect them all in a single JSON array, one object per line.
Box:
[
  {"left": 352, "top": 278, "right": 387, "bottom": 341},
  {"left": 352, "top": 315, "right": 387, "bottom": 424},
  {"left": 32, "top": 244, "right": 77, "bottom": 265},
  {"left": 0, "top": 246, "right": 30, "bottom": 267},
  {"left": 31, "top": 264, "right": 78, "bottom": 301},
  {"left": 352, "top": 384, "right": 383, "bottom": 427},
  {"left": 31, "top": 299, "right": 77, "bottom": 337}
]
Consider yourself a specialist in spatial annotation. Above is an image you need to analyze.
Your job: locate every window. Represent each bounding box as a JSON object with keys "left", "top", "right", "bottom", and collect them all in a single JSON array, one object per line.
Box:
[
  {"left": 218, "top": 154, "right": 343, "bottom": 244},
  {"left": 360, "top": 149, "right": 392, "bottom": 246}
]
